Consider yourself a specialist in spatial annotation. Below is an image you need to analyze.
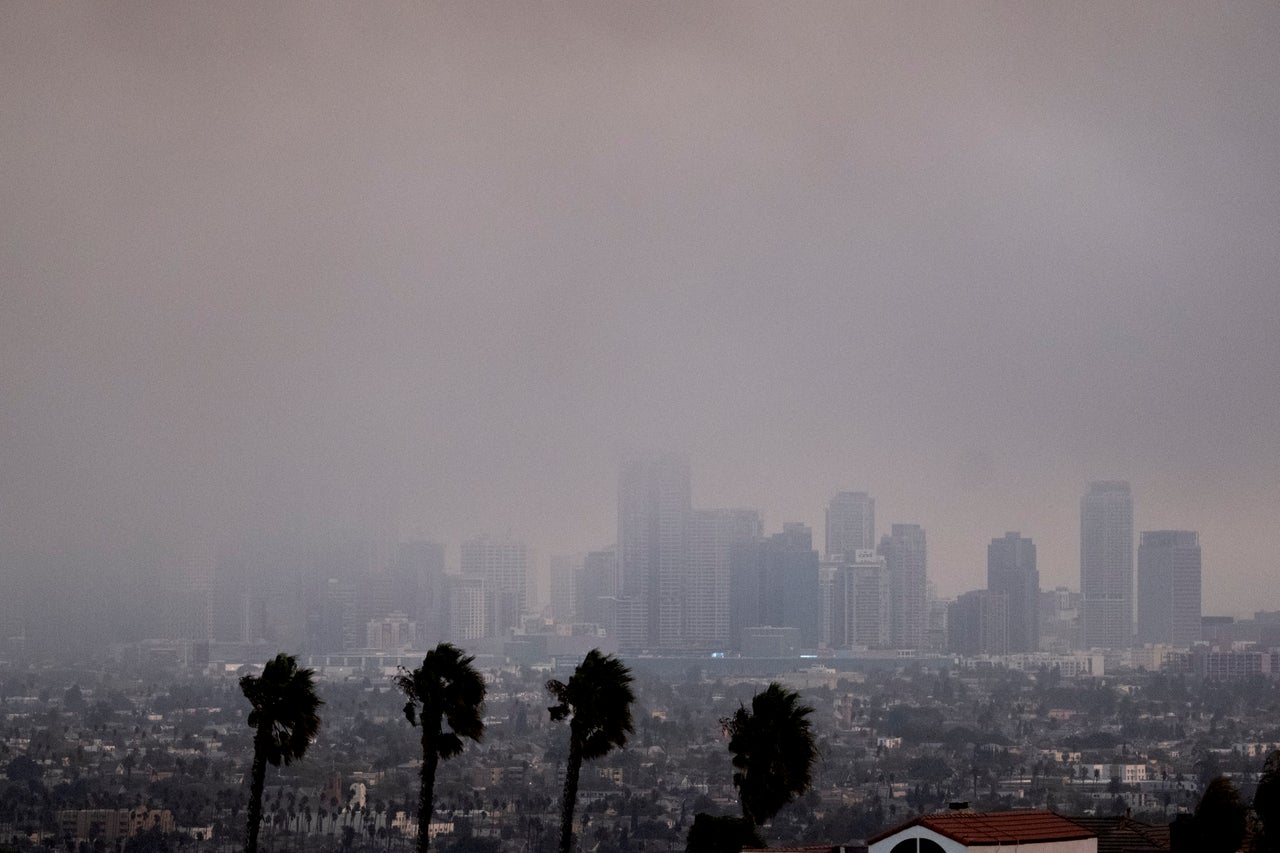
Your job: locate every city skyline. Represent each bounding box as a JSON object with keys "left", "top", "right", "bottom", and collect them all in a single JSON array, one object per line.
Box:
[
  {"left": 4, "top": 6, "right": 1280, "bottom": 850},
  {"left": 4, "top": 3, "right": 1279, "bottom": 631}
]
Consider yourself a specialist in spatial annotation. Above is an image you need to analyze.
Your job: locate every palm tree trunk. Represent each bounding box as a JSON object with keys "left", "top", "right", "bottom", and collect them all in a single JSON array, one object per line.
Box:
[
  {"left": 558, "top": 738, "right": 582, "bottom": 853},
  {"left": 245, "top": 729, "right": 269, "bottom": 853},
  {"left": 416, "top": 729, "right": 439, "bottom": 853}
]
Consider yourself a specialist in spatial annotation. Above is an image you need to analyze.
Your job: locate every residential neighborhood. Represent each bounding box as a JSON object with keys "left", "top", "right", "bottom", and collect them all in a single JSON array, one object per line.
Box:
[{"left": 2, "top": 647, "right": 1277, "bottom": 852}]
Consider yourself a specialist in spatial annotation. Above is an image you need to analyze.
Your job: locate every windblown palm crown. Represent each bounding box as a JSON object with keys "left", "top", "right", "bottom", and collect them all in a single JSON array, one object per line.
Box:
[
  {"left": 395, "top": 642, "right": 486, "bottom": 759},
  {"left": 547, "top": 649, "right": 635, "bottom": 853},
  {"left": 546, "top": 649, "right": 636, "bottom": 759},
  {"left": 239, "top": 653, "right": 322, "bottom": 853},
  {"left": 722, "top": 682, "right": 817, "bottom": 828},
  {"left": 394, "top": 643, "right": 486, "bottom": 853}
]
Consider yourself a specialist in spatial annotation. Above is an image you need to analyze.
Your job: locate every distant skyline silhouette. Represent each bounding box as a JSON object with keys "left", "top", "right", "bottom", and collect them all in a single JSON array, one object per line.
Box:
[{"left": 3, "top": 3, "right": 1278, "bottom": 621}]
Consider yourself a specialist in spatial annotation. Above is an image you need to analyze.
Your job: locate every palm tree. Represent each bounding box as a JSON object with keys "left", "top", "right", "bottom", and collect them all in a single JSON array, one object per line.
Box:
[
  {"left": 393, "top": 643, "right": 486, "bottom": 853},
  {"left": 546, "top": 649, "right": 635, "bottom": 853},
  {"left": 240, "top": 653, "right": 323, "bottom": 853},
  {"left": 721, "top": 683, "right": 817, "bottom": 834}
]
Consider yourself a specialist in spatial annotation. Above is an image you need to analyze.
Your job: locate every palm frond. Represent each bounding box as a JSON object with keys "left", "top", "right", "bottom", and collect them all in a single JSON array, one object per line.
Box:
[
  {"left": 725, "top": 682, "right": 817, "bottom": 827},
  {"left": 546, "top": 649, "right": 636, "bottom": 759},
  {"left": 395, "top": 642, "right": 487, "bottom": 752},
  {"left": 240, "top": 653, "right": 323, "bottom": 768}
]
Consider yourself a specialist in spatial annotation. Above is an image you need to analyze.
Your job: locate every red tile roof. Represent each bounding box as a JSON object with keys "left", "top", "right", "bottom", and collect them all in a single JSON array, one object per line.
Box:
[
  {"left": 1066, "top": 816, "right": 1170, "bottom": 852},
  {"left": 868, "top": 810, "right": 1097, "bottom": 846}
]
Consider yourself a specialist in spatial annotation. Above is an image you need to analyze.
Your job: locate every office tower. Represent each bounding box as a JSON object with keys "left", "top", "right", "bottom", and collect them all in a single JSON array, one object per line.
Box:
[
  {"left": 1080, "top": 481, "right": 1134, "bottom": 648},
  {"left": 948, "top": 590, "right": 1009, "bottom": 656},
  {"left": 878, "top": 524, "right": 928, "bottom": 650},
  {"left": 828, "top": 550, "right": 889, "bottom": 649},
  {"left": 763, "top": 523, "right": 821, "bottom": 647},
  {"left": 825, "top": 491, "right": 876, "bottom": 560},
  {"left": 461, "top": 535, "right": 528, "bottom": 637},
  {"left": 987, "top": 532, "right": 1040, "bottom": 652},
  {"left": 447, "top": 575, "right": 488, "bottom": 641},
  {"left": 729, "top": 524, "right": 819, "bottom": 650},
  {"left": 819, "top": 559, "right": 838, "bottom": 647},
  {"left": 577, "top": 548, "right": 618, "bottom": 628},
  {"left": 549, "top": 553, "right": 584, "bottom": 624},
  {"left": 397, "top": 541, "right": 446, "bottom": 645},
  {"left": 1040, "top": 587, "right": 1083, "bottom": 652},
  {"left": 605, "top": 596, "right": 649, "bottom": 650},
  {"left": 730, "top": 538, "right": 765, "bottom": 651},
  {"left": 317, "top": 577, "right": 362, "bottom": 651},
  {"left": 1138, "top": 531, "right": 1202, "bottom": 648},
  {"left": 685, "top": 509, "right": 763, "bottom": 648},
  {"left": 212, "top": 550, "right": 251, "bottom": 644},
  {"left": 926, "top": 588, "right": 950, "bottom": 653},
  {"left": 617, "top": 453, "right": 691, "bottom": 648},
  {"left": 164, "top": 542, "right": 216, "bottom": 643}
]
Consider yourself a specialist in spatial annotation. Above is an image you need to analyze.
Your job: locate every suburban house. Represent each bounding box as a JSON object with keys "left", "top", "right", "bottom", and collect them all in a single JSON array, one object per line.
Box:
[{"left": 868, "top": 810, "right": 1097, "bottom": 853}]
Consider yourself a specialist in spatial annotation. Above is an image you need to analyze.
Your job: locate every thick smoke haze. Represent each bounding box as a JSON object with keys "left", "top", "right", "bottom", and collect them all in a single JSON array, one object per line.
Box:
[{"left": 3, "top": 3, "right": 1278, "bottom": 622}]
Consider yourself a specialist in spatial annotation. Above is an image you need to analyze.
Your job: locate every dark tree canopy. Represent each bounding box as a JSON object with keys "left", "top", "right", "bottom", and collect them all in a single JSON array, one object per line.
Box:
[
  {"left": 685, "top": 813, "right": 764, "bottom": 853},
  {"left": 1191, "top": 775, "right": 1248, "bottom": 853},
  {"left": 1256, "top": 751, "right": 1280, "bottom": 853},
  {"left": 721, "top": 682, "right": 818, "bottom": 829}
]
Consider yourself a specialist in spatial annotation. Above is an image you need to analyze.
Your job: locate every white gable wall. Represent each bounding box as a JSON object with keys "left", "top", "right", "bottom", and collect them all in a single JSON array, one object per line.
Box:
[{"left": 868, "top": 826, "right": 967, "bottom": 853}]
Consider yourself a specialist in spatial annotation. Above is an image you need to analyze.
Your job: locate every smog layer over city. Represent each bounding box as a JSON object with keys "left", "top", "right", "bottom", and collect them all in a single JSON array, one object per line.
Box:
[{"left": 3, "top": 5, "right": 1280, "bottom": 853}]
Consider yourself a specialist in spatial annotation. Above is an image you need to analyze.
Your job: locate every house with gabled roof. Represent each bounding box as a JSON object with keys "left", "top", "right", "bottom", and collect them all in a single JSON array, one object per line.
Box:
[{"left": 868, "top": 810, "right": 1097, "bottom": 853}]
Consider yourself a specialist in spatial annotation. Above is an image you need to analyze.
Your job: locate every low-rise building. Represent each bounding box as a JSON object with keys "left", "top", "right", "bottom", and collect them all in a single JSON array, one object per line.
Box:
[{"left": 868, "top": 810, "right": 1096, "bottom": 853}]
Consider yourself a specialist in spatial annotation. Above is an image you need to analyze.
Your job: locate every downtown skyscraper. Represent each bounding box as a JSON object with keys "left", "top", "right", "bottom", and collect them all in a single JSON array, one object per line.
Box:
[
  {"left": 878, "top": 523, "right": 927, "bottom": 650},
  {"left": 616, "top": 453, "right": 691, "bottom": 649},
  {"left": 460, "top": 534, "right": 528, "bottom": 637},
  {"left": 686, "top": 508, "right": 762, "bottom": 649},
  {"left": 827, "top": 549, "right": 889, "bottom": 649},
  {"left": 1137, "top": 530, "right": 1202, "bottom": 648},
  {"left": 825, "top": 491, "right": 875, "bottom": 560},
  {"left": 948, "top": 589, "right": 1008, "bottom": 656},
  {"left": 731, "top": 522, "right": 820, "bottom": 649},
  {"left": 987, "top": 531, "right": 1040, "bottom": 652},
  {"left": 1080, "top": 481, "right": 1134, "bottom": 649}
]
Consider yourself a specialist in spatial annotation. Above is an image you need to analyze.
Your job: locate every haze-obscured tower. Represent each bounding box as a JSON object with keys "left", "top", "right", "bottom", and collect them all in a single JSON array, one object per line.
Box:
[
  {"left": 987, "top": 532, "right": 1039, "bottom": 652},
  {"left": 165, "top": 541, "right": 216, "bottom": 644},
  {"left": 825, "top": 491, "right": 875, "bottom": 560},
  {"left": 548, "top": 553, "right": 584, "bottom": 624},
  {"left": 1040, "top": 587, "right": 1083, "bottom": 652},
  {"left": 396, "top": 541, "right": 446, "bottom": 645},
  {"left": 1080, "top": 481, "right": 1134, "bottom": 649},
  {"left": 730, "top": 523, "right": 819, "bottom": 649},
  {"left": 948, "top": 590, "right": 1009, "bottom": 656},
  {"left": 460, "top": 535, "right": 528, "bottom": 637},
  {"left": 446, "top": 575, "right": 488, "bottom": 641},
  {"left": 878, "top": 524, "right": 927, "bottom": 650},
  {"left": 828, "top": 549, "right": 889, "bottom": 649},
  {"left": 764, "top": 523, "right": 820, "bottom": 648},
  {"left": 617, "top": 453, "right": 691, "bottom": 648},
  {"left": 576, "top": 548, "right": 617, "bottom": 629},
  {"left": 685, "top": 509, "right": 762, "bottom": 649},
  {"left": 1138, "top": 530, "right": 1201, "bottom": 648}
]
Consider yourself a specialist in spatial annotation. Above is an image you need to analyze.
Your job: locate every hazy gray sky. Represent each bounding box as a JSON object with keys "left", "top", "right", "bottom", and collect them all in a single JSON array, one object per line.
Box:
[{"left": 3, "top": 3, "right": 1278, "bottom": 614}]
